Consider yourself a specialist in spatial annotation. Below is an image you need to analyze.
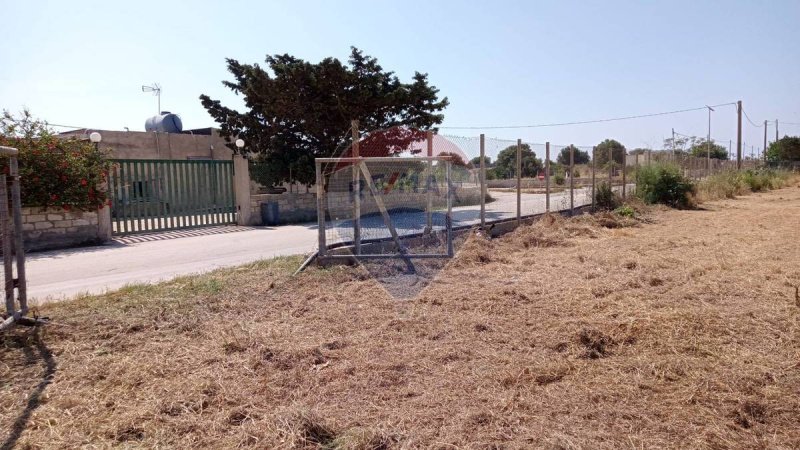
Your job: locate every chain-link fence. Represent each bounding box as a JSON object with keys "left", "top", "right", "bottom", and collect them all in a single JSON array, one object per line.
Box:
[{"left": 315, "top": 126, "right": 768, "bottom": 260}]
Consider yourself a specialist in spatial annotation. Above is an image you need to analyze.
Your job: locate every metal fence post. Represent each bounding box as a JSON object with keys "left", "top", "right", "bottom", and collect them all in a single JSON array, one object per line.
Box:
[
  {"left": 446, "top": 160, "right": 454, "bottom": 257},
  {"left": 426, "top": 130, "right": 434, "bottom": 233},
  {"left": 479, "top": 134, "right": 486, "bottom": 228},
  {"left": 591, "top": 146, "right": 596, "bottom": 211},
  {"left": 545, "top": 142, "right": 550, "bottom": 213},
  {"left": 622, "top": 152, "right": 627, "bottom": 200},
  {"left": 608, "top": 145, "right": 614, "bottom": 188},
  {"left": 351, "top": 120, "right": 361, "bottom": 254},
  {"left": 316, "top": 160, "right": 326, "bottom": 258},
  {"left": 569, "top": 145, "right": 574, "bottom": 215},
  {"left": 1, "top": 175, "right": 14, "bottom": 318},
  {"left": 516, "top": 138, "right": 521, "bottom": 225},
  {"left": 9, "top": 158, "right": 26, "bottom": 314}
]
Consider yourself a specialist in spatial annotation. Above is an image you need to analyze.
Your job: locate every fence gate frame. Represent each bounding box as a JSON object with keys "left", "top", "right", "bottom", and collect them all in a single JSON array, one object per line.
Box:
[
  {"left": 0, "top": 146, "right": 29, "bottom": 332},
  {"left": 108, "top": 158, "right": 236, "bottom": 235},
  {"left": 316, "top": 156, "right": 454, "bottom": 261}
]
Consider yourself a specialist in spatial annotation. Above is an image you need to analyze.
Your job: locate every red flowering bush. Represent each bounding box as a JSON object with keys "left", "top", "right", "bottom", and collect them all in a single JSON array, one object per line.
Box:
[{"left": 1, "top": 111, "right": 111, "bottom": 211}]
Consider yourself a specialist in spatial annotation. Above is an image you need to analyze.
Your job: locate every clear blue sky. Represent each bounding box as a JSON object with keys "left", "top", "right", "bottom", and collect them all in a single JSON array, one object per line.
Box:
[{"left": 2, "top": 0, "right": 799, "bottom": 159}]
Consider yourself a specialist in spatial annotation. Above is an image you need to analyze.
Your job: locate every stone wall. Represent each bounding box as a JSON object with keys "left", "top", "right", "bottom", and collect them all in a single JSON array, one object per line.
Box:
[{"left": 19, "top": 207, "right": 109, "bottom": 252}]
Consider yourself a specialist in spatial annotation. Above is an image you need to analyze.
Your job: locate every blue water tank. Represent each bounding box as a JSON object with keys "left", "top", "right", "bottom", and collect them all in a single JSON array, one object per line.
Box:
[{"left": 145, "top": 112, "right": 183, "bottom": 133}]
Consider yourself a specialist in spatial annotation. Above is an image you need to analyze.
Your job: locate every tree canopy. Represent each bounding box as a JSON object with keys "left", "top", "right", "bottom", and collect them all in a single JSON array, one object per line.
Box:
[
  {"left": 689, "top": 138, "right": 729, "bottom": 160},
  {"left": 556, "top": 145, "right": 590, "bottom": 165},
  {"left": 766, "top": 136, "right": 800, "bottom": 162},
  {"left": 470, "top": 155, "right": 491, "bottom": 167},
  {"left": 493, "top": 144, "right": 542, "bottom": 179},
  {"left": 593, "top": 139, "right": 626, "bottom": 166},
  {"left": 200, "top": 47, "right": 449, "bottom": 186}
]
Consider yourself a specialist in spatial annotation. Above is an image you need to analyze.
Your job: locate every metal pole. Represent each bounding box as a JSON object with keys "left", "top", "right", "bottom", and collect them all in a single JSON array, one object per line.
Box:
[
  {"left": 9, "top": 158, "right": 26, "bottom": 314},
  {"left": 608, "top": 144, "right": 613, "bottom": 186},
  {"left": 351, "top": 120, "right": 361, "bottom": 254},
  {"left": 545, "top": 142, "right": 551, "bottom": 212},
  {"left": 776, "top": 119, "right": 779, "bottom": 141},
  {"left": 426, "top": 130, "right": 434, "bottom": 233},
  {"left": 516, "top": 139, "right": 521, "bottom": 225},
  {"left": 315, "top": 160, "right": 326, "bottom": 258},
  {"left": 706, "top": 106, "right": 714, "bottom": 176},
  {"left": 622, "top": 151, "right": 627, "bottom": 199},
  {"left": 1, "top": 175, "right": 14, "bottom": 318},
  {"left": 569, "top": 145, "right": 574, "bottom": 214},
  {"left": 446, "top": 161, "right": 453, "bottom": 257},
  {"left": 479, "top": 134, "right": 486, "bottom": 228},
  {"left": 736, "top": 101, "right": 742, "bottom": 170},
  {"left": 764, "top": 120, "right": 768, "bottom": 162},
  {"left": 591, "top": 146, "right": 596, "bottom": 211}
]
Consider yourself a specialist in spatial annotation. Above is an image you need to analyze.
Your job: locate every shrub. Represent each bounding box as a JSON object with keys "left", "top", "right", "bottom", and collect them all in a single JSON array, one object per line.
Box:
[
  {"left": 697, "top": 169, "right": 789, "bottom": 202},
  {"left": 614, "top": 204, "right": 635, "bottom": 218},
  {"left": 595, "top": 181, "right": 620, "bottom": 210},
  {"left": 554, "top": 173, "right": 565, "bottom": 185},
  {"left": 1, "top": 111, "right": 111, "bottom": 211},
  {"left": 635, "top": 163, "right": 696, "bottom": 209}
]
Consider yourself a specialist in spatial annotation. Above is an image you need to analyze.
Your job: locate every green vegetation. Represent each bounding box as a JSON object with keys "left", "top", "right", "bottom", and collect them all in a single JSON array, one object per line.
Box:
[
  {"left": 766, "top": 136, "right": 800, "bottom": 162},
  {"left": 493, "top": 144, "right": 542, "bottom": 179},
  {"left": 0, "top": 110, "right": 111, "bottom": 211},
  {"left": 614, "top": 204, "right": 636, "bottom": 218},
  {"left": 556, "top": 145, "right": 590, "bottom": 165},
  {"left": 594, "top": 181, "right": 620, "bottom": 210},
  {"left": 689, "top": 138, "right": 729, "bottom": 160},
  {"left": 470, "top": 155, "right": 491, "bottom": 167},
  {"left": 593, "top": 139, "right": 626, "bottom": 167},
  {"left": 635, "top": 163, "right": 696, "bottom": 209},
  {"left": 697, "top": 169, "right": 790, "bottom": 201},
  {"left": 554, "top": 173, "right": 565, "bottom": 186},
  {"left": 200, "top": 47, "right": 448, "bottom": 187}
]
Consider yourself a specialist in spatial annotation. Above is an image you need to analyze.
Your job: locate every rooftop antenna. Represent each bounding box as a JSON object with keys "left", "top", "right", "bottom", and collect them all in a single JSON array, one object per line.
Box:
[{"left": 141, "top": 83, "right": 162, "bottom": 114}]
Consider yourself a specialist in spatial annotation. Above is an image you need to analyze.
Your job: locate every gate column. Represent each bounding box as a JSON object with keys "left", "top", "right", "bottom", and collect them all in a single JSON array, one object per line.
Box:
[{"left": 233, "top": 155, "right": 252, "bottom": 226}]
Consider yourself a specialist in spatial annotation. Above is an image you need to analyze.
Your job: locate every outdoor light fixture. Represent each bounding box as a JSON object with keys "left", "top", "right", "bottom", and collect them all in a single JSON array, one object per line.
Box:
[
  {"left": 235, "top": 139, "right": 245, "bottom": 149},
  {"left": 89, "top": 132, "right": 102, "bottom": 143}
]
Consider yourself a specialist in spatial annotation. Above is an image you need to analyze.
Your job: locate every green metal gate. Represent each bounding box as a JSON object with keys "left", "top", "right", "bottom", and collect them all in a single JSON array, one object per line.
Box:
[{"left": 108, "top": 159, "right": 236, "bottom": 235}]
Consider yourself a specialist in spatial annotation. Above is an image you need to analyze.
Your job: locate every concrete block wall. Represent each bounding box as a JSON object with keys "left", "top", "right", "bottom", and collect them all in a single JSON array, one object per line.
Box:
[{"left": 19, "top": 207, "right": 109, "bottom": 252}]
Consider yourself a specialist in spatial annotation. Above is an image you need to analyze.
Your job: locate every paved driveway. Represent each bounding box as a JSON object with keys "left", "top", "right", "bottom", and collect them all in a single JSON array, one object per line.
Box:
[{"left": 17, "top": 187, "right": 626, "bottom": 303}]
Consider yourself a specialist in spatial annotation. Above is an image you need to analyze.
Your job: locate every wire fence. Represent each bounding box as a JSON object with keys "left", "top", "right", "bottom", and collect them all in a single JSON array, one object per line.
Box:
[{"left": 315, "top": 126, "right": 771, "bottom": 258}]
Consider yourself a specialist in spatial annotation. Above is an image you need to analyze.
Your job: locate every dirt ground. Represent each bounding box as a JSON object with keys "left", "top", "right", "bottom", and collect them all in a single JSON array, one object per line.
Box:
[{"left": 2, "top": 184, "right": 800, "bottom": 449}]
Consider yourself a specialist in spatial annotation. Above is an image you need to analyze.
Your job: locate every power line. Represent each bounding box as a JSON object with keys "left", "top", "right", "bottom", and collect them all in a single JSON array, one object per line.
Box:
[
  {"left": 740, "top": 107, "right": 763, "bottom": 128},
  {"left": 439, "top": 102, "right": 737, "bottom": 130}
]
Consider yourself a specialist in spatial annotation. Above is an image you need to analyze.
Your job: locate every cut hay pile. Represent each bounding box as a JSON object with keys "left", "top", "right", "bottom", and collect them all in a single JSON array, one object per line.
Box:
[{"left": 2, "top": 187, "right": 800, "bottom": 448}]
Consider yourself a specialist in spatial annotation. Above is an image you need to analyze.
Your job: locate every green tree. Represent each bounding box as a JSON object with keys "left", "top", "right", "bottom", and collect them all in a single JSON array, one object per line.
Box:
[
  {"left": 556, "top": 145, "right": 590, "bottom": 165},
  {"left": 470, "top": 155, "right": 491, "bottom": 167},
  {"left": 494, "top": 144, "right": 542, "bottom": 179},
  {"left": 689, "top": 138, "right": 729, "bottom": 160},
  {"left": 200, "top": 47, "right": 448, "bottom": 186},
  {"left": 594, "top": 139, "right": 627, "bottom": 166},
  {"left": 766, "top": 136, "right": 800, "bottom": 161},
  {"left": 0, "top": 110, "right": 110, "bottom": 210}
]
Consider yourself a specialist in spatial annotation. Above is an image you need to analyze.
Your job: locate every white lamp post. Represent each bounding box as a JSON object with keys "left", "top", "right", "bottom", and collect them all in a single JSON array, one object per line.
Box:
[
  {"left": 89, "top": 132, "right": 102, "bottom": 149},
  {"left": 235, "top": 139, "right": 245, "bottom": 151}
]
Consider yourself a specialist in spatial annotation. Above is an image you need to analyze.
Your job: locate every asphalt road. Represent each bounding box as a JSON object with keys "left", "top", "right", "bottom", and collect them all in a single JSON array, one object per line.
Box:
[{"left": 17, "top": 187, "right": 621, "bottom": 303}]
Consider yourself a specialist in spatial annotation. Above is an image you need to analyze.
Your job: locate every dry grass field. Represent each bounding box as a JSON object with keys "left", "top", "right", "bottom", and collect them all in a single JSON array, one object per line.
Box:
[{"left": 2, "top": 183, "right": 800, "bottom": 449}]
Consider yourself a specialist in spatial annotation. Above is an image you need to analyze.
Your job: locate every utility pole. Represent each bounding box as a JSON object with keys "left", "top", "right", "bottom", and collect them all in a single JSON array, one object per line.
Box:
[
  {"left": 763, "top": 120, "right": 768, "bottom": 162},
  {"left": 736, "top": 101, "right": 742, "bottom": 170},
  {"left": 776, "top": 119, "right": 779, "bottom": 141}
]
